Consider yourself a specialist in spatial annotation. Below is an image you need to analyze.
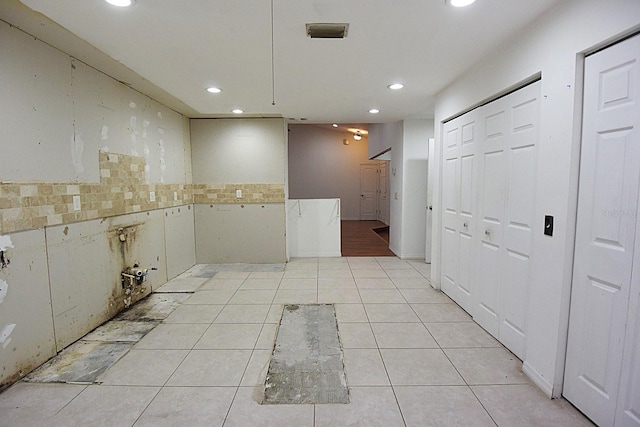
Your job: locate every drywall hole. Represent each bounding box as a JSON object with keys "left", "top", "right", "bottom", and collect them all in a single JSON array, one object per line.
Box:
[
  {"left": 63, "top": 226, "right": 69, "bottom": 235},
  {"left": 210, "top": 204, "right": 213, "bottom": 208},
  {"left": 241, "top": 205, "right": 245, "bottom": 208},
  {"left": 178, "top": 208, "right": 181, "bottom": 213},
  {"left": 188, "top": 206, "right": 191, "bottom": 210}
]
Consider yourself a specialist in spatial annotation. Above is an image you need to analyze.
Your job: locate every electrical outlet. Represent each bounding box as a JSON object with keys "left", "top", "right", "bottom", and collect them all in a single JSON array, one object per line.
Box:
[
  {"left": 236, "top": 189, "right": 242, "bottom": 198},
  {"left": 73, "top": 195, "right": 81, "bottom": 211}
]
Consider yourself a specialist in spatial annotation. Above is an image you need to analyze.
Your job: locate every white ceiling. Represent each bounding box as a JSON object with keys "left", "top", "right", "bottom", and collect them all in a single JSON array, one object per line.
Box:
[{"left": 5, "top": 0, "right": 563, "bottom": 124}]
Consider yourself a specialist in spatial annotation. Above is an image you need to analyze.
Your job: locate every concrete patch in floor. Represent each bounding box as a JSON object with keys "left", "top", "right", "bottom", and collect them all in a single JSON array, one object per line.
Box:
[
  {"left": 23, "top": 341, "right": 131, "bottom": 384},
  {"left": 115, "top": 293, "right": 189, "bottom": 322},
  {"left": 82, "top": 320, "right": 158, "bottom": 342},
  {"left": 263, "top": 304, "right": 349, "bottom": 404},
  {"left": 22, "top": 293, "right": 188, "bottom": 385}
]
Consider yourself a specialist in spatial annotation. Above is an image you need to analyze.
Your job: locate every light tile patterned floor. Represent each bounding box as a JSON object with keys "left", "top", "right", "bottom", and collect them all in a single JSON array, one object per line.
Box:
[{"left": 0, "top": 257, "right": 594, "bottom": 427}]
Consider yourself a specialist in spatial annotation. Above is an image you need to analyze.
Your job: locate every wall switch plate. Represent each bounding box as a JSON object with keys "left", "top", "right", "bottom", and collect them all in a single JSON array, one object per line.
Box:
[
  {"left": 544, "top": 215, "right": 554, "bottom": 236},
  {"left": 149, "top": 191, "right": 156, "bottom": 202},
  {"left": 173, "top": 191, "right": 178, "bottom": 201},
  {"left": 72, "top": 195, "right": 81, "bottom": 211},
  {"left": 236, "top": 189, "right": 242, "bottom": 198}
]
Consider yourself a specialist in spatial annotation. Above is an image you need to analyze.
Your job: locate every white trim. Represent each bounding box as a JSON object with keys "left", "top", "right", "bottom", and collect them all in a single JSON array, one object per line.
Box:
[{"left": 523, "top": 361, "right": 556, "bottom": 398}]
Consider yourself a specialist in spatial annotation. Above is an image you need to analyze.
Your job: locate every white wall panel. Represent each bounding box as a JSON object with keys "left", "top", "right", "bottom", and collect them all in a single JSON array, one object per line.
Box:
[
  {"left": 195, "top": 204, "right": 286, "bottom": 264},
  {"left": 0, "top": 230, "right": 55, "bottom": 389},
  {"left": 164, "top": 206, "right": 196, "bottom": 280}
]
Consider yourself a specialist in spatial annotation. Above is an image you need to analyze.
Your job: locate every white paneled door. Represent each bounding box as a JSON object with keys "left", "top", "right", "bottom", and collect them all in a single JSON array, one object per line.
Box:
[
  {"left": 564, "top": 34, "right": 640, "bottom": 427},
  {"left": 440, "top": 81, "right": 540, "bottom": 360},
  {"left": 360, "top": 164, "right": 378, "bottom": 221}
]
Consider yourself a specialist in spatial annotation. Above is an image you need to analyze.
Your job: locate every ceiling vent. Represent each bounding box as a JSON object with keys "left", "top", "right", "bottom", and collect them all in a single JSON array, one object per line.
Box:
[{"left": 306, "top": 23, "right": 349, "bottom": 39}]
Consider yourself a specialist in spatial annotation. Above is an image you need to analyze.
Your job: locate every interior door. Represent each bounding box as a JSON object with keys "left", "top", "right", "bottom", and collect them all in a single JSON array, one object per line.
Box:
[
  {"left": 564, "top": 34, "right": 640, "bottom": 427},
  {"left": 499, "top": 83, "right": 539, "bottom": 359},
  {"left": 360, "top": 164, "right": 378, "bottom": 220},
  {"left": 441, "top": 113, "right": 478, "bottom": 314},
  {"left": 440, "top": 81, "right": 540, "bottom": 360}
]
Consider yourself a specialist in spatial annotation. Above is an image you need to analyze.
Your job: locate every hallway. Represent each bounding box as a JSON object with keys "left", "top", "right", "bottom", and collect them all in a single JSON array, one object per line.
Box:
[
  {"left": 341, "top": 220, "right": 395, "bottom": 257},
  {"left": 0, "top": 258, "right": 592, "bottom": 426}
]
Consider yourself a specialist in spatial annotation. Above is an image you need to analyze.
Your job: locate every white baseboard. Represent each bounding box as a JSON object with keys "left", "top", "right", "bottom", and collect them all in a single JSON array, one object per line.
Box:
[
  {"left": 523, "top": 361, "right": 554, "bottom": 398},
  {"left": 289, "top": 251, "right": 342, "bottom": 258}
]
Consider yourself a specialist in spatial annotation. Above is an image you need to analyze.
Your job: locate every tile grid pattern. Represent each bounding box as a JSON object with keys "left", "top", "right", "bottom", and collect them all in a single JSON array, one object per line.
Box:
[
  {"left": 0, "top": 258, "right": 593, "bottom": 427},
  {"left": 0, "top": 151, "right": 285, "bottom": 234}
]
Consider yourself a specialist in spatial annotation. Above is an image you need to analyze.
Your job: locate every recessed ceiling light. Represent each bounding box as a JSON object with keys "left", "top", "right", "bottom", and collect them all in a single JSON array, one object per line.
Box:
[
  {"left": 447, "top": 0, "right": 476, "bottom": 7},
  {"left": 388, "top": 83, "right": 404, "bottom": 90},
  {"left": 206, "top": 87, "right": 222, "bottom": 94},
  {"left": 105, "top": 0, "right": 134, "bottom": 7},
  {"left": 369, "top": 109, "right": 380, "bottom": 114},
  {"left": 232, "top": 109, "right": 243, "bottom": 114},
  {"left": 332, "top": 124, "right": 338, "bottom": 128}
]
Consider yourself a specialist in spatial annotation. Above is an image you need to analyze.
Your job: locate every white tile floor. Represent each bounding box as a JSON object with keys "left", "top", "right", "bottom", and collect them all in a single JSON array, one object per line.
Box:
[{"left": 0, "top": 257, "right": 594, "bottom": 427}]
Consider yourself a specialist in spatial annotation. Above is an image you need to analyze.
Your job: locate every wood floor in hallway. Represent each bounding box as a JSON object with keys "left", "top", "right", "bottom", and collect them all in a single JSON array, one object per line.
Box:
[{"left": 341, "top": 220, "right": 395, "bottom": 257}]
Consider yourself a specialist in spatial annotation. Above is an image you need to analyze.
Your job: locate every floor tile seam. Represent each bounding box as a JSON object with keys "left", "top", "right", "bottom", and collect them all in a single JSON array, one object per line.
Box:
[
  {"left": 220, "top": 385, "right": 242, "bottom": 427},
  {"left": 467, "top": 383, "right": 501, "bottom": 426},
  {"left": 370, "top": 321, "right": 409, "bottom": 427},
  {"left": 439, "top": 345, "right": 473, "bottom": 389},
  {"left": 49, "top": 384, "right": 90, "bottom": 418},
  {"left": 130, "top": 371, "right": 184, "bottom": 426},
  {"left": 151, "top": 348, "right": 192, "bottom": 390}
]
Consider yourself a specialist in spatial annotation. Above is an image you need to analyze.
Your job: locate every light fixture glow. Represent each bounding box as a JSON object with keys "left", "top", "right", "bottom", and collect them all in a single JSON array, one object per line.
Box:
[
  {"left": 232, "top": 109, "right": 243, "bottom": 114},
  {"left": 448, "top": 0, "right": 476, "bottom": 7},
  {"left": 354, "top": 131, "right": 363, "bottom": 141},
  {"left": 332, "top": 123, "right": 338, "bottom": 128},
  {"left": 388, "top": 83, "right": 404, "bottom": 90},
  {"left": 105, "top": 0, "right": 134, "bottom": 7},
  {"left": 206, "top": 87, "right": 222, "bottom": 93},
  {"left": 369, "top": 109, "right": 380, "bottom": 114}
]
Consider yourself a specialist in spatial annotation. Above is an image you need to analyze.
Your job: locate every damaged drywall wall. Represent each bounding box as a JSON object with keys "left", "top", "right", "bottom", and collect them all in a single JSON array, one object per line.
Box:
[{"left": 0, "top": 230, "right": 57, "bottom": 391}]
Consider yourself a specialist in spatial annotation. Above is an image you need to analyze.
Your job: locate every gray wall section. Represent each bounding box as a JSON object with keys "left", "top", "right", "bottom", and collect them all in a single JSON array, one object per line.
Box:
[
  {"left": 195, "top": 204, "right": 286, "bottom": 264},
  {"left": 190, "top": 118, "right": 288, "bottom": 264},
  {"left": 190, "top": 118, "right": 286, "bottom": 184},
  {"left": 164, "top": 206, "right": 196, "bottom": 280}
]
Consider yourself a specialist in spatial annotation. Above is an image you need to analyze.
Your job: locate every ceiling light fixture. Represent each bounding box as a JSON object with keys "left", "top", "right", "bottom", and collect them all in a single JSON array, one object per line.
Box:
[
  {"left": 232, "top": 109, "right": 243, "bottom": 114},
  {"left": 332, "top": 124, "right": 338, "bottom": 128},
  {"left": 388, "top": 83, "right": 404, "bottom": 90},
  {"left": 105, "top": 0, "right": 134, "bottom": 7},
  {"left": 354, "top": 131, "right": 363, "bottom": 141},
  {"left": 369, "top": 109, "right": 380, "bottom": 114},
  {"left": 206, "top": 87, "right": 222, "bottom": 93},
  {"left": 447, "top": 0, "right": 476, "bottom": 7}
]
